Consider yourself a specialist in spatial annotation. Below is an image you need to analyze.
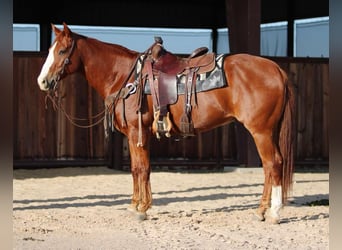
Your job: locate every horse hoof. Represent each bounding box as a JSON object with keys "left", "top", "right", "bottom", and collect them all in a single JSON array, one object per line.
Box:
[
  {"left": 127, "top": 207, "right": 147, "bottom": 221},
  {"left": 135, "top": 212, "right": 147, "bottom": 221},
  {"left": 253, "top": 210, "right": 265, "bottom": 221},
  {"left": 127, "top": 206, "right": 137, "bottom": 214},
  {"left": 267, "top": 217, "right": 280, "bottom": 224}
]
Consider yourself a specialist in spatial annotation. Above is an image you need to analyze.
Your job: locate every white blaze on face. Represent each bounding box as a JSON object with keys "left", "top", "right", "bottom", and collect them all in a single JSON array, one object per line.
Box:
[{"left": 37, "top": 42, "right": 57, "bottom": 90}]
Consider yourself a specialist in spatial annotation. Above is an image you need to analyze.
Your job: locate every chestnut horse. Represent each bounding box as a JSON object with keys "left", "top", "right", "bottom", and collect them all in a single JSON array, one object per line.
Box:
[{"left": 37, "top": 23, "right": 295, "bottom": 224}]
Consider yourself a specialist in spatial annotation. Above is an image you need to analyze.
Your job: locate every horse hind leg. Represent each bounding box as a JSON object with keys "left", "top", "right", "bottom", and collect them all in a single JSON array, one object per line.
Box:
[{"left": 252, "top": 131, "right": 283, "bottom": 224}]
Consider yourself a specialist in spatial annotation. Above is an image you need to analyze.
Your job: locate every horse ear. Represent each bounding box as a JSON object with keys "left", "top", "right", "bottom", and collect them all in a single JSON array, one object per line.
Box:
[
  {"left": 62, "top": 22, "right": 72, "bottom": 37},
  {"left": 51, "top": 23, "right": 61, "bottom": 36}
]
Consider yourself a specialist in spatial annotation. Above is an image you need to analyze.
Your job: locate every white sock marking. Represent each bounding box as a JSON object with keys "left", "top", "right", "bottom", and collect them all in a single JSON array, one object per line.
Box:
[{"left": 270, "top": 185, "right": 282, "bottom": 219}]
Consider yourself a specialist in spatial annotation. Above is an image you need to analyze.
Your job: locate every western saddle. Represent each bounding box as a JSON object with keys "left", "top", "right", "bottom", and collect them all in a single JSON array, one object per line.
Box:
[{"left": 144, "top": 37, "right": 216, "bottom": 138}]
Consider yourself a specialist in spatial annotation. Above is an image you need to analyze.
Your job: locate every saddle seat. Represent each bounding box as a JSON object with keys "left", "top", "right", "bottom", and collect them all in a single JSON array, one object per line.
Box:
[{"left": 151, "top": 44, "right": 215, "bottom": 76}]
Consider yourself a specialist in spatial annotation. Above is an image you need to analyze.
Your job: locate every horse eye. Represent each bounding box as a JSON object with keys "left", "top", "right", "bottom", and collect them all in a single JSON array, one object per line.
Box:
[{"left": 58, "top": 49, "right": 66, "bottom": 55}]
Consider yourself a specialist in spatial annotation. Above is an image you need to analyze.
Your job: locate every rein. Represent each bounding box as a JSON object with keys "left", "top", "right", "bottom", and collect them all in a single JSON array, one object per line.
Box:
[
  {"left": 44, "top": 39, "right": 109, "bottom": 129},
  {"left": 44, "top": 91, "right": 108, "bottom": 129}
]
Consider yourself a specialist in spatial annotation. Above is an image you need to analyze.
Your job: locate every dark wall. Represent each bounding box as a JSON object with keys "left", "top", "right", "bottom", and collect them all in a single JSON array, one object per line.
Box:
[
  {"left": 13, "top": 0, "right": 328, "bottom": 51},
  {"left": 261, "top": 0, "right": 329, "bottom": 23},
  {"left": 13, "top": 1, "right": 226, "bottom": 28},
  {"left": 14, "top": 0, "right": 328, "bottom": 28}
]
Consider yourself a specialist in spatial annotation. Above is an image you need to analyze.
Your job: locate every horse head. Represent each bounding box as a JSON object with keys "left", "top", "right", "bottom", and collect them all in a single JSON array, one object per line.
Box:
[{"left": 37, "top": 22, "right": 81, "bottom": 91}]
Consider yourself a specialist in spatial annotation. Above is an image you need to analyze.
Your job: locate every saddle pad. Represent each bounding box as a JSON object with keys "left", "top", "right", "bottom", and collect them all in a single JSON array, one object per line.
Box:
[{"left": 144, "top": 54, "right": 227, "bottom": 95}]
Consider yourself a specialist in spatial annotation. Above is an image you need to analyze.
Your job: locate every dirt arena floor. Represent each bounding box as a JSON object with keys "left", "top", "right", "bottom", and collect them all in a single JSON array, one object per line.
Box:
[{"left": 13, "top": 166, "right": 329, "bottom": 250}]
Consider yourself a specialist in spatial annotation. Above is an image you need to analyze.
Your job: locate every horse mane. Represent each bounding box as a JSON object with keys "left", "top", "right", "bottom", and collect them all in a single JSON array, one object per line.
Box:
[{"left": 71, "top": 31, "right": 139, "bottom": 56}]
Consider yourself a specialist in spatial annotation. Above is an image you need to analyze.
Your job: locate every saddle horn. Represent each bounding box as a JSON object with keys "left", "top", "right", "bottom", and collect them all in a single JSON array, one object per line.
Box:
[{"left": 154, "top": 36, "right": 163, "bottom": 44}]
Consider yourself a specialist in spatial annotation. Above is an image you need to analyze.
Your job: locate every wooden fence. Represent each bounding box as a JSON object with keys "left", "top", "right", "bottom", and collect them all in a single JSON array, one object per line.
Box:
[
  {"left": 13, "top": 52, "right": 329, "bottom": 168},
  {"left": 14, "top": 53, "right": 106, "bottom": 161}
]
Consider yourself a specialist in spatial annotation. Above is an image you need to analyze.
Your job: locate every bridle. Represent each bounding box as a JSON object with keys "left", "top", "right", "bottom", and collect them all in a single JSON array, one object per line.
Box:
[
  {"left": 44, "top": 38, "right": 160, "bottom": 130},
  {"left": 53, "top": 40, "right": 75, "bottom": 90},
  {"left": 45, "top": 38, "right": 107, "bottom": 129}
]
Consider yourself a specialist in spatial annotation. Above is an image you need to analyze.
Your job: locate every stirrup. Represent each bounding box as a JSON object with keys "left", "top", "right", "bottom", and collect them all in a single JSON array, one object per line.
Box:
[{"left": 152, "top": 110, "right": 172, "bottom": 138}]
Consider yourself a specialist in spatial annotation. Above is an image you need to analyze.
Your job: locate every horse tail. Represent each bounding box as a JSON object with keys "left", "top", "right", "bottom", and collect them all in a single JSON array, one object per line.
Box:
[{"left": 279, "top": 69, "right": 296, "bottom": 203}]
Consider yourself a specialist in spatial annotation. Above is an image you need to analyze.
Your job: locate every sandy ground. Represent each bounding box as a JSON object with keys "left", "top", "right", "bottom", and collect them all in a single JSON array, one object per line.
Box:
[{"left": 13, "top": 166, "right": 329, "bottom": 250}]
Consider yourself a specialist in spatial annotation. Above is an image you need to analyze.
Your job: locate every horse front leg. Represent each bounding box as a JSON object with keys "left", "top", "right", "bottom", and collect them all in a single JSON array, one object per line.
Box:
[
  {"left": 255, "top": 169, "right": 272, "bottom": 221},
  {"left": 127, "top": 131, "right": 152, "bottom": 221}
]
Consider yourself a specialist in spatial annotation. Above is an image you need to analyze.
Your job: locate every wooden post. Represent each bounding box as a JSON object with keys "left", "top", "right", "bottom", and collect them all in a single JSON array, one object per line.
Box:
[
  {"left": 40, "top": 23, "right": 51, "bottom": 52},
  {"left": 225, "top": 0, "right": 261, "bottom": 167},
  {"left": 225, "top": 0, "right": 261, "bottom": 55},
  {"left": 287, "top": 0, "right": 295, "bottom": 57}
]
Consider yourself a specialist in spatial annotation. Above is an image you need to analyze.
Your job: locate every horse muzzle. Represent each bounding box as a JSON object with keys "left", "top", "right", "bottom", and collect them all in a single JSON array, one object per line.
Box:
[{"left": 37, "top": 77, "right": 58, "bottom": 91}]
